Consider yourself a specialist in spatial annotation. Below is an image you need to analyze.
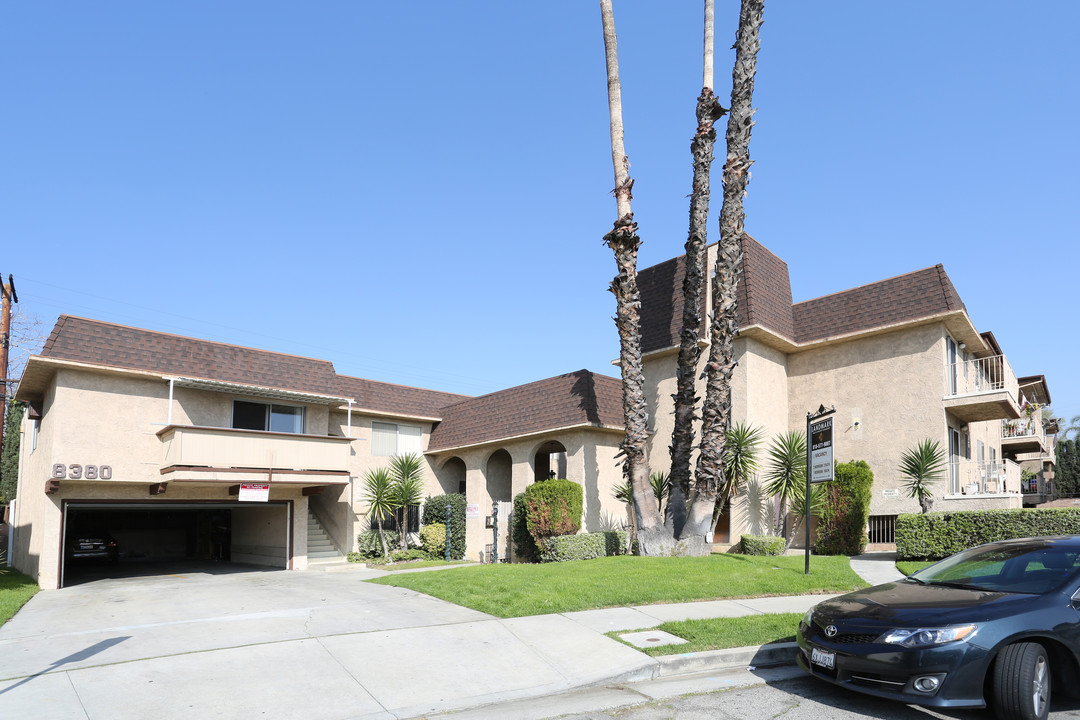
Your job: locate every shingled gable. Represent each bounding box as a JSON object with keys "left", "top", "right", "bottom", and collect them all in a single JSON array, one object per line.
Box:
[
  {"left": 426, "top": 369, "right": 624, "bottom": 452},
  {"left": 792, "top": 264, "right": 967, "bottom": 344},
  {"left": 638, "top": 238, "right": 974, "bottom": 352},
  {"left": 636, "top": 235, "right": 795, "bottom": 354},
  {"left": 333, "top": 375, "right": 470, "bottom": 420},
  {"left": 32, "top": 316, "right": 470, "bottom": 417}
]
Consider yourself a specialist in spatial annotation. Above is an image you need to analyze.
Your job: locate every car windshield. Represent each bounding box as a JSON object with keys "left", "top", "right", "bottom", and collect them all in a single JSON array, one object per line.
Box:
[{"left": 911, "top": 541, "right": 1080, "bottom": 594}]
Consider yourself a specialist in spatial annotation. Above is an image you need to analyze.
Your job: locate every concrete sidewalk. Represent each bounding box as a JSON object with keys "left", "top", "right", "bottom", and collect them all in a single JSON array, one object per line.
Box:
[{"left": 0, "top": 554, "right": 901, "bottom": 719}]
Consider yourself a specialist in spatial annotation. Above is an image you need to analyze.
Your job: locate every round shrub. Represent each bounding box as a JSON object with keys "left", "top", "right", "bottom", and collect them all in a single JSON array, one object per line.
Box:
[
  {"left": 524, "top": 479, "right": 583, "bottom": 545},
  {"left": 420, "top": 522, "right": 446, "bottom": 558},
  {"left": 422, "top": 493, "right": 467, "bottom": 560},
  {"left": 815, "top": 460, "right": 873, "bottom": 555}
]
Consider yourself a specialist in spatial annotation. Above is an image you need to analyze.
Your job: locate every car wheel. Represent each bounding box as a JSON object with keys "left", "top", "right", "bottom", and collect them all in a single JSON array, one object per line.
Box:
[{"left": 993, "top": 642, "right": 1050, "bottom": 720}]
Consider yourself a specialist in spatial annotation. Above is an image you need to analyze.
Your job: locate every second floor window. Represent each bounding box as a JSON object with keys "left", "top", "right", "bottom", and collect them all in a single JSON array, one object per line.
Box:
[
  {"left": 371, "top": 421, "right": 422, "bottom": 456},
  {"left": 232, "top": 400, "right": 305, "bottom": 434}
]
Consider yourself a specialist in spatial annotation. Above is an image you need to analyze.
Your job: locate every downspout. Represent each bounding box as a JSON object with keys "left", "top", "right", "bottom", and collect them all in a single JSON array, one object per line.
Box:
[
  {"left": 347, "top": 399, "right": 354, "bottom": 438},
  {"left": 167, "top": 377, "right": 175, "bottom": 425}
]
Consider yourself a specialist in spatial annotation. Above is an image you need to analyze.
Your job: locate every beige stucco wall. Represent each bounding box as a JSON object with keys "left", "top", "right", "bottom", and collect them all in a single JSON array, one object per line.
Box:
[{"left": 787, "top": 323, "right": 949, "bottom": 518}]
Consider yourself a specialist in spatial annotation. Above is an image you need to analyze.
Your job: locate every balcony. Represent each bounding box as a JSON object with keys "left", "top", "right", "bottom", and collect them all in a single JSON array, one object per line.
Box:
[
  {"left": 157, "top": 425, "right": 354, "bottom": 487},
  {"left": 947, "top": 459, "right": 1020, "bottom": 496},
  {"left": 1001, "top": 416, "right": 1048, "bottom": 456},
  {"left": 942, "top": 355, "right": 1021, "bottom": 423}
]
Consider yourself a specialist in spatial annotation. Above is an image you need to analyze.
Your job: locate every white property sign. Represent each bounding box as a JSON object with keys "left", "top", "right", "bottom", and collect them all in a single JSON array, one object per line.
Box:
[
  {"left": 465, "top": 503, "right": 482, "bottom": 519},
  {"left": 809, "top": 417, "right": 834, "bottom": 484},
  {"left": 239, "top": 483, "right": 270, "bottom": 502}
]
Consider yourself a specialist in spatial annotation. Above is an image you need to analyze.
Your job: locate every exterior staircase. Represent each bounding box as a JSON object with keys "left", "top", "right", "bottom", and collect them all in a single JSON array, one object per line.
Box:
[{"left": 306, "top": 512, "right": 347, "bottom": 569}]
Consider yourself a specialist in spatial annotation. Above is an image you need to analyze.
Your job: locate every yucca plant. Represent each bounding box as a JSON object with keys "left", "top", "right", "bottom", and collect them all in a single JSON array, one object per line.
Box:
[
  {"left": 710, "top": 422, "right": 764, "bottom": 539},
  {"left": 764, "top": 430, "right": 807, "bottom": 538},
  {"left": 361, "top": 467, "right": 397, "bottom": 558},
  {"left": 649, "top": 471, "right": 671, "bottom": 514},
  {"left": 390, "top": 453, "right": 426, "bottom": 549},
  {"left": 899, "top": 439, "right": 946, "bottom": 513}
]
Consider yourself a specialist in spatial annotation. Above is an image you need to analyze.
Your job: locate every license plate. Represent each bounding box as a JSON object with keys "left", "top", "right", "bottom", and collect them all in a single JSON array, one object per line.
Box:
[
  {"left": 811, "top": 647, "right": 835, "bottom": 670},
  {"left": 80, "top": 543, "right": 94, "bottom": 549}
]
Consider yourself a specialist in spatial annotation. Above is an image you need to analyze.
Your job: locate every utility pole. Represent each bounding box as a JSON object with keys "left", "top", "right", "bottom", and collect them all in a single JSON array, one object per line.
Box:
[{"left": 0, "top": 273, "right": 18, "bottom": 477}]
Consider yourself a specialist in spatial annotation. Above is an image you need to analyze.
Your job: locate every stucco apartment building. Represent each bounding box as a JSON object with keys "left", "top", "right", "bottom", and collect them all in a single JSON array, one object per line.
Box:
[
  {"left": 9, "top": 237, "right": 1055, "bottom": 588},
  {"left": 638, "top": 236, "right": 1055, "bottom": 544}
]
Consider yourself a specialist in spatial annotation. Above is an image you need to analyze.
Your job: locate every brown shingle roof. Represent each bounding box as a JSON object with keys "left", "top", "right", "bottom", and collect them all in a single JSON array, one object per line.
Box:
[
  {"left": 738, "top": 236, "right": 795, "bottom": 339},
  {"left": 42, "top": 316, "right": 339, "bottom": 396},
  {"left": 37, "top": 316, "right": 471, "bottom": 417},
  {"left": 637, "top": 239, "right": 969, "bottom": 350},
  {"left": 427, "top": 370, "right": 623, "bottom": 452},
  {"left": 792, "top": 265, "right": 966, "bottom": 343},
  {"left": 333, "top": 375, "right": 470, "bottom": 419}
]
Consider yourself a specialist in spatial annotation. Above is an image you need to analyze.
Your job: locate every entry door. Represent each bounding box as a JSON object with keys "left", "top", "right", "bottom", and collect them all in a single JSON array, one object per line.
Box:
[{"left": 949, "top": 429, "right": 962, "bottom": 493}]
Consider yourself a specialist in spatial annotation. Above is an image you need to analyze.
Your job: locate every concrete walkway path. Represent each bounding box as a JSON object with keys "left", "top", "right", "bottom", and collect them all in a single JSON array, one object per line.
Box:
[{"left": 0, "top": 553, "right": 900, "bottom": 719}]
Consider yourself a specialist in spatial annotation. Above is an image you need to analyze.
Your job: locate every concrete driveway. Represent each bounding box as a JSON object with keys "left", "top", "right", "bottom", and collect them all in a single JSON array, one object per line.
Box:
[{"left": 0, "top": 565, "right": 654, "bottom": 719}]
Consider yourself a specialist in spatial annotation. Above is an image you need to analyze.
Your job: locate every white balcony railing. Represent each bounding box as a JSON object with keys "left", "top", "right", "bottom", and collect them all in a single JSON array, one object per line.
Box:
[
  {"left": 948, "top": 459, "right": 1020, "bottom": 495},
  {"left": 945, "top": 354, "right": 1019, "bottom": 400}
]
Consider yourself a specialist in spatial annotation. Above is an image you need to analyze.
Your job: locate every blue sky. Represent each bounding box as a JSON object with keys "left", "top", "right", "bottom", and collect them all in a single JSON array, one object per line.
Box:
[{"left": 3, "top": 2, "right": 1078, "bottom": 422}]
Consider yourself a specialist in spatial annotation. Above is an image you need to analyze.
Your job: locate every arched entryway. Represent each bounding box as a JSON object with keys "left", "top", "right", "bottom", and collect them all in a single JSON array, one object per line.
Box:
[
  {"left": 533, "top": 440, "right": 567, "bottom": 482},
  {"left": 485, "top": 449, "right": 513, "bottom": 503},
  {"left": 436, "top": 456, "right": 467, "bottom": 495}
]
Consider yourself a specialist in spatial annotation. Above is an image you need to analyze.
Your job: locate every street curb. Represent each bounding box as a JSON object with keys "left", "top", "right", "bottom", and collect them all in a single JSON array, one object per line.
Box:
[{"left": 653, "top": 641, "right": 799, "bottom": 677}]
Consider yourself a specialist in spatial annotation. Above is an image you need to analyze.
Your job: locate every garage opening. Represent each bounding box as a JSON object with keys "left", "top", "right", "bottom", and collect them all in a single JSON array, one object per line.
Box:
[{"left": 62, "top": 501, "right": 290, "bottom": 587}]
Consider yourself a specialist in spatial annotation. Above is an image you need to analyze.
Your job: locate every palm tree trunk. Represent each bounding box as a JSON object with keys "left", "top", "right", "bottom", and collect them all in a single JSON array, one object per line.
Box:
[
  {"left": 689, "top": 0, "right": 765, "bottom": 551},
  {"left": 668, "top": 0, "right": 726, "bottom": 541},
  {"left": 600, "top": 0, "right": 671, "bottom": 555}
]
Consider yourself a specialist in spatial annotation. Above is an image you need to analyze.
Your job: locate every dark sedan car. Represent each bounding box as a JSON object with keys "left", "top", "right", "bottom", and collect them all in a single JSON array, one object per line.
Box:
[
  {"left": 797, "top": 536, "right": 1080, "bottom": 720},
  {"left": 66, "top": 530, "right": 119, "bottom": 563}
]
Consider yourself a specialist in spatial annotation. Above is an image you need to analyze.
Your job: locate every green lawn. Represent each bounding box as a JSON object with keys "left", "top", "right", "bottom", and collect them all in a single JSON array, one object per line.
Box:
[
  {"left": 368, "top": 553, "right": 867, "bottom": 618},
  {"left": 1, "top": 566, "right": 39, "bottom": 626},
  {"left": 896, "top": 560, "right": 936, "bottom": 576},
  {"left": 372, "top": 560, "right": 471, "bottom": 571},
  {"left": 613, "top": 612, "right": 803, "bottom": 656}
]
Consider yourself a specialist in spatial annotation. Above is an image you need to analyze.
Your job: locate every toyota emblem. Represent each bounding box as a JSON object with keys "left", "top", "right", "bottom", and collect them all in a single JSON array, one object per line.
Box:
[{"left": 825, "top": 625, "right": 838, "bottom": 637}]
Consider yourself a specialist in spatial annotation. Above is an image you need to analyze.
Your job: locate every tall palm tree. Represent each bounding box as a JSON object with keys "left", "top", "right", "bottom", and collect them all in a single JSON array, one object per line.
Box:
[
  {"left": 361, "top": 466, "right": 397, "bottom": 558},
  {"left": 763, "top": 430, "right": 807, "bottom": 538},
  {"left": 390, "top": 453, "right": 425, "bottom": 549},
  {"left": 669, "top": 0, "right": 727, "bottom": 539},
  {"left": 600, "top": 0, "right": 667, "bottom": 554},
  {"left": 690, "top": 0, "right": 766, "bottom": 548},
  {"left": 899, "top": 439, "right": 946, "bottom": 513}
]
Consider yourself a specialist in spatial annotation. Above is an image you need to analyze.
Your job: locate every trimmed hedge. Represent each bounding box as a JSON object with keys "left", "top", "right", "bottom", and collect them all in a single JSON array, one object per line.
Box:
[
  {"left": 896, "top": 508, "right": 1080, "bottom": 560},
  {"left": 524, "top": 479, "right": 583, "bottom": 544},
  {"left": 512, "top": 492, "right": 540, "bottom": 562},
  {"left": 815, "top": 460, "right": 873, "bottom": 556},
  {"left": 539, "top": 531, "right": 629, "bottom": 563},
  {"left": 422, "top": 493, "right": 467, "bottom": 560},
  {"left": 740, "top": 534, "right": 786, "bottom": 556}
]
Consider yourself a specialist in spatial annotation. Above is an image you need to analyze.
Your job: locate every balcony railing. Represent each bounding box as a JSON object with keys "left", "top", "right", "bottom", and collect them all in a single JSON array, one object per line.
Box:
[
  {"left": 948, "top": 459, "right": 1020, "bottom": 495},
  {"left": 1002, "top": 416, "right": 1043, "bottom": 439},
  {"left": 158, "top": 425, "right": 354, "bottom": 473},
  {"left": 945, "top": 354, "right": 1019, "bottom": 399}
]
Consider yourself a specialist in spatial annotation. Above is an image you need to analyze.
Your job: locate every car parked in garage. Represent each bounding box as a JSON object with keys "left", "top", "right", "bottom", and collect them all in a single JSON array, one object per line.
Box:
[
  {"left": 66, "top": 529, "right": 119, "bottom": 563},
  {"left": 797, "top": 536, "right": 1080, "bottom": 720}
]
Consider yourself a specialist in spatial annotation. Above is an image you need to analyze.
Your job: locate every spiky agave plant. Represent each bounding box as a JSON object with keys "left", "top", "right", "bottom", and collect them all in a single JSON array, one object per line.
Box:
[
  {"left": 361, "top": 466, "right": 397, "bottom": 558},
  {"left": 899, "top": 439, "right": 946, "bottom": 513},
  {"left": 390, "top": 453, "right": 426, "bottom": 550},
  {"left": 764, "top": 430, "right": 807, "bottom": 537}
]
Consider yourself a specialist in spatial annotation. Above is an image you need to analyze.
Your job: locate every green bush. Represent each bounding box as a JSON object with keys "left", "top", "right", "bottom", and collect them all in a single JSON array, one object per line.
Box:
[
  {"left": 356, "top": 529, "right": 401, "bottom": 558},
  {"left": 390, "top": 548, "right": 428, "bottom": 562},
  {"left": 539, "top": 531, "right": 629, "bottom": 562},
  {"left": 896, "top": 508, "right": 1080, "bottom": 560},
  {"left": 815, "top": 460, "right": 873, "bottom": 556},
  {"left": 524, "top": 479, "right": 583, "bottom": 546},
  {"left": 740, "top": 534, "right": 786, "bottom": 556},
  {"left": 422, "top": 493, "right": 467, "bottom": 560},
  {"left": 512, "top": 492, "right": 540, "bottom": 562},
  {"left": 420, "top": 523, "right": 446, "bottom": 558}
]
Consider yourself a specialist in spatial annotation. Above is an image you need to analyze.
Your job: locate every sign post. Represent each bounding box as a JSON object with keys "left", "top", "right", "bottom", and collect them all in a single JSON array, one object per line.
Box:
[{"left": 805, "top": 405, "right": 836, "bottom": 574}]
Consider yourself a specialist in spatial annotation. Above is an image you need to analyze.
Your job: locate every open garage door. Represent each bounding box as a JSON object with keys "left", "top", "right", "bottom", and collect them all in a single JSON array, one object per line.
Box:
[{"left": 61, "top": 501, "right": 291, "bottom": 587}]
